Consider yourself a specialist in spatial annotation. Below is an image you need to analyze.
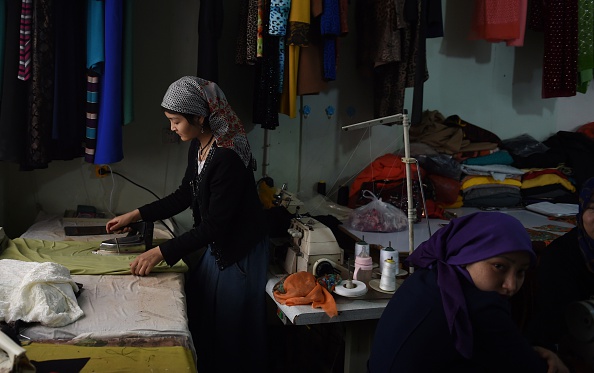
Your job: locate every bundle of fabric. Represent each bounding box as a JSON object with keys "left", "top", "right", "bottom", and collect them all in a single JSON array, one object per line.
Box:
[
  {"left": 409, "top": 111, "right": 501, "bottom": 155},
  {"left": 521, "top": 168, "right": 577, "bottom": 204},
  {"left": 347, "top": 153, "right": 424, "bottom": 209},
  {"left": 273, "top": 271, "right": 338, "bottom": 317},
  {"left": 0, "top": 259, "right": 83, "bottom": 327},
  {"left": 461, "top": 175, "right": 523, "bottom": 207}
]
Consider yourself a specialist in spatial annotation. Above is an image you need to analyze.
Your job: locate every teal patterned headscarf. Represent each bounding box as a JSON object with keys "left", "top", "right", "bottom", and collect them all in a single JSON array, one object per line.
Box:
[{"left": 577, "top": 177, "right": 594, "bottom": 273}]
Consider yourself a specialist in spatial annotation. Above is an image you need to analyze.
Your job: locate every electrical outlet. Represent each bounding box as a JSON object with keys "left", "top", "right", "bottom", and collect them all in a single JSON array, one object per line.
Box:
[{"left": 95, "top": 165, "right": 109, "bottom": 178}]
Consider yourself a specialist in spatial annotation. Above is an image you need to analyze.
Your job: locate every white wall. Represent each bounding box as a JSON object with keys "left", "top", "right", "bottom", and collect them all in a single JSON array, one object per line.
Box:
[{"left": 3, "top": 0, "right": 594, "bottom": 237}]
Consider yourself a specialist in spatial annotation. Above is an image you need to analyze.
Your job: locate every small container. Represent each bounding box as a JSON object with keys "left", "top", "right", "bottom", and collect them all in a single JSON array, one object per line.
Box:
[{"left": 354, "top": 255, "right": 373, "bottom": 286}]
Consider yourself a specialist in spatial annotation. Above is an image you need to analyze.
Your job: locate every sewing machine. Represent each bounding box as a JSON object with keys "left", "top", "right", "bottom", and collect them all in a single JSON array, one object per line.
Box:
[
  {"left": 564, "top": 300, "right": 594, "bottom": 370},
  {"left": 283, "top": 216, "right": 344, "bottom": 276},
  {"left": 93, "top": 221, "right": 154, "bottom": 255},
  {"left": 273, "top": 183, "right": 304, "bottom": 215}
]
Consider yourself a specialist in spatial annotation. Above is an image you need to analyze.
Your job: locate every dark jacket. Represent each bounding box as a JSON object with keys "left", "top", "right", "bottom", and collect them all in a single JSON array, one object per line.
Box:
[
  {"left": 525, "top": 228, "right": 594, "bottom": 349},
  {"left": 139, "top": 139, "right": 267, "bottom": 269},
  {"left": 368, "top": 267, "right": 548, "bottom": 372}
]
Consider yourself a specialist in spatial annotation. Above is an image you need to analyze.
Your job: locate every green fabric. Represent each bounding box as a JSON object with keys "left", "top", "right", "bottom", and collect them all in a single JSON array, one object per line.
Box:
[{"left": 0, "top": 238, "right": 187, "bottom": 275}]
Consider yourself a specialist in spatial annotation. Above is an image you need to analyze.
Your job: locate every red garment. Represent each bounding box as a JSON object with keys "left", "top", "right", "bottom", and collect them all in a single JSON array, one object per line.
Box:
[
  {"left": 348, "top": 154, "right": 423, "bottom": 208},
  {"left": 470, "top": 0, "right": 522, "bottom": 42}
]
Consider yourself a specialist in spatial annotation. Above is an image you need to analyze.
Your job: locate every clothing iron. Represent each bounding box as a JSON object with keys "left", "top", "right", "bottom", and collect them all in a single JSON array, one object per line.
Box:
[{"left": 93, "top": 221, "right": 154, "bottom": 255}]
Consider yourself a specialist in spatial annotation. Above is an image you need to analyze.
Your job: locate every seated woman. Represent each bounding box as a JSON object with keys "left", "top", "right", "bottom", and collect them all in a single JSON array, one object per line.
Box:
[
  {"left": 368, "top": 211, "right": 568, "bottom": 373},
  {"left": 525, "top": 177, "right": 594, "bottom": 358}
]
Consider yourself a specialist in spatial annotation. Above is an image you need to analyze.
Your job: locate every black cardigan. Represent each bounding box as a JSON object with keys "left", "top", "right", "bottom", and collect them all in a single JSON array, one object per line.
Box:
[{"left": 138, "top": 139, "right": 268, "bottom": 269}]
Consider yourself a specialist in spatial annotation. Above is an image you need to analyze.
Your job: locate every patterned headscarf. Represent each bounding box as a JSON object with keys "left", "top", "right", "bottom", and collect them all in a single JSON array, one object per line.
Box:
[
  {"left": 405, "top": 212, "right": 535, "bottom": 359},
  {"left": 577, "top": 177, "right": 594, "bottom": 273},
  {"left": 161, "top": 76, "right": 253, "bottom": 168}
]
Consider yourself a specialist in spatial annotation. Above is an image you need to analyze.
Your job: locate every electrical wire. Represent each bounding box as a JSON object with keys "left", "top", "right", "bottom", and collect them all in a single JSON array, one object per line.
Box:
[{"left": 100, "top": 167, "right": 177, "bottom": 238}]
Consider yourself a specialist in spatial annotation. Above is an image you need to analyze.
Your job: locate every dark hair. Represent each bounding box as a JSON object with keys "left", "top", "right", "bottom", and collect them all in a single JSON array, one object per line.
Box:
[{"left": 162, "top": 107, "right": 210, "bottom": 129}]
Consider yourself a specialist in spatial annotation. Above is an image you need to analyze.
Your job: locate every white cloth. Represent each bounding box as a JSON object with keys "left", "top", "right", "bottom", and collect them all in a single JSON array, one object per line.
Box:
[{"left": 0, "top": 259, "right": 83, "bottom": 327}]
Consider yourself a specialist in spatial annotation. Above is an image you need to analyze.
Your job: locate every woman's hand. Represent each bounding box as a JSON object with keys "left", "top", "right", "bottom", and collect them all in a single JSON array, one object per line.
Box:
[
  {"left": 129, "top": 247, "right": 164, "bottom": 276},
  {"left": 533, "top": 346, "right": 570, "bottom": 373},
  {"left": 105, "top": 209, "right": 141, "bottom": 233}
]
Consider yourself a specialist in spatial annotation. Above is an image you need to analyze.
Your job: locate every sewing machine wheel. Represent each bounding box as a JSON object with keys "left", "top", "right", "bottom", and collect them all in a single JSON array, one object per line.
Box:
[
  {"left": 313, "top": 258, "right": 338, "bottom": 277},
  {"left": 566, "top": 300, "right": 594, "bottom": 343}
]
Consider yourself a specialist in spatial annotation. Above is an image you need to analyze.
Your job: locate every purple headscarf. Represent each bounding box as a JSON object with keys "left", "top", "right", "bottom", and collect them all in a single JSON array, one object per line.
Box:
[
  {"left": 577, "top": 177, "right": 594, "bottom": 273},
  {"left": 405, "top": 211, "right": 535, "bottom": 359}
]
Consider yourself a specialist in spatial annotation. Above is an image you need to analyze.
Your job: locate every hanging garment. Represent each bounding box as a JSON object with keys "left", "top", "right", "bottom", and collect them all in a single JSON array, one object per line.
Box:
[
  {"left": 94, "top": 0, "right": 123, "bottom": 165},
  {"left": 279, "top": 0, "right": 310, "bottom": 118},
  {"left": 0, "top": 0, "right": 27, "bottom": 163},
  {"left": 85, "top": 0, "right": 105, "bottom": 164},
  {"left": 197, "top": 0, "right": 223, "bottom": 83},
  {"left": 51, "top": 0, "right": 86, "bottom": 161},
  {"left": 22, "top": 0, "right": 55, "bottom": 171},
  {"left": 541, "top": 0, "right": 578, "bottom": 98},
  {"left": 253, "top": 0, "right": 280, "bottom": 129},
  {"left": 235, "top": 0, "right": 259, "bottom": 65}
]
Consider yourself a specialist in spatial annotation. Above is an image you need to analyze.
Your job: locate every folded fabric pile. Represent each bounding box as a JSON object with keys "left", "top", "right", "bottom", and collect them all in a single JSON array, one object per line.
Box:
[
  {"left": 273, "top": 271, "right": 338, "bottom": 318},
  {"left": 0, "top": 259, "right": 84, "bottom": 327}
]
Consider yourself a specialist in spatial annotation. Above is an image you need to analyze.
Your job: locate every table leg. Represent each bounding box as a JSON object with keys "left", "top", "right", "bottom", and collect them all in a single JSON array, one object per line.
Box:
[{"left": 344, "top": 319, "right": 378, "bottom": 373}]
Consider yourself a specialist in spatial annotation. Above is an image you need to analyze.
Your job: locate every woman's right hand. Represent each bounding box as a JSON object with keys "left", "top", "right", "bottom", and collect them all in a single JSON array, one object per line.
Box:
[{"left": 105, "top": 209, "right": 141, "bottom": 233}]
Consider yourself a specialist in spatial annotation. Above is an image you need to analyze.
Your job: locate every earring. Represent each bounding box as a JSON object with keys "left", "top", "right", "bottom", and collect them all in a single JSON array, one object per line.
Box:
[{"left": 200, "top": 125, "right": 205, "bottom": 134}]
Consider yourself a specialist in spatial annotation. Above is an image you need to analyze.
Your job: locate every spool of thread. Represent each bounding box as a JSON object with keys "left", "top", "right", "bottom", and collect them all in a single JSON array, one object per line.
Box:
[
  {"left": 337, "top": 185, "right": 349, "bottom": 206},
  {"left": 317, "top": 181, "right": 326, "bottom": 195},
  {"left": 379, "top": 241, "right": 397, "bottom": 272},
  {"left": 334, "top": 279, "right": 368, "bottom": 297},
  {"left": 355, "top": 237, "right": 369, "bottom": 257},
  {"left": 379, "top": 259, "right": 397, "bottom": 291}
]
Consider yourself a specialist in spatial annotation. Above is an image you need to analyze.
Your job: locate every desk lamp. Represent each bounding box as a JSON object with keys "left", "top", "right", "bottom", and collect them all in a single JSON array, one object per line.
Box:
[{"left": 341, "top": 111, "right": 419, "bottom": 260}]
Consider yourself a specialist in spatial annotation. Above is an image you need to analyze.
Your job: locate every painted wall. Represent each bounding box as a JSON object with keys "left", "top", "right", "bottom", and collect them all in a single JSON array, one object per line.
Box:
[{"left": 2, "top": 1, "right": 594, "bottom": 238}]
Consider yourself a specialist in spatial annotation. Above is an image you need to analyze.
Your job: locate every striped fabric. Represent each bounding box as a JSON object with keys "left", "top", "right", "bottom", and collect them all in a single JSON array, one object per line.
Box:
[
  {"left": 85, "top": 71, "right": 100, "bottom": 163},
  {"left": 17, "top": 0, "right": 32, "bottom": 81}
]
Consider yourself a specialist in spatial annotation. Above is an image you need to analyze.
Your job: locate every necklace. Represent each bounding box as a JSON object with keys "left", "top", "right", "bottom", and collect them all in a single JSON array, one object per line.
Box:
[{"left": 199, "top": 135, "right": 215, "bottom": 160}]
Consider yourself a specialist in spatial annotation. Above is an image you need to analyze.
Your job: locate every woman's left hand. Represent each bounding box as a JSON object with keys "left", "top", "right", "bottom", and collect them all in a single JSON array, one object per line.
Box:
[
  {"left": 130, "top": 247, "right": 164, "bottom": 276},
  {"left": 533, "top": 346, "right": 570, "bottom": 373}
]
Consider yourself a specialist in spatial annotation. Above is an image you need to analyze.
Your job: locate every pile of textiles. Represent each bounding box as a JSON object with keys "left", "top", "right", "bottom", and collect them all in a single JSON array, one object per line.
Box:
[{"left": 348, "top": 110, "right": 590, "bottom": 213}]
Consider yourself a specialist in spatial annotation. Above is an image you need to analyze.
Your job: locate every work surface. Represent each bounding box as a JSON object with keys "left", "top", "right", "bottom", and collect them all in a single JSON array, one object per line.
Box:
[
  {"left": 342, "top": 207, "right": 576, "bottom": 254},
  {"left": 269, "top": 206, "right": 576, "bottom": 326}
]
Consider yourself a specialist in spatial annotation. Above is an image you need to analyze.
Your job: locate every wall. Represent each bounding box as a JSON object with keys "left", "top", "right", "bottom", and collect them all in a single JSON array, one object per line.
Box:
[{"left": 2, "top": 1, "right": 594, "bottom": 237}]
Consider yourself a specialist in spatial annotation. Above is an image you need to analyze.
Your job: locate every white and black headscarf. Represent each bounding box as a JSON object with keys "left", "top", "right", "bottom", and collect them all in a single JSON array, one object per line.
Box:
[{"left": 161, "top": 76, "right": 253, "bottom": 168}]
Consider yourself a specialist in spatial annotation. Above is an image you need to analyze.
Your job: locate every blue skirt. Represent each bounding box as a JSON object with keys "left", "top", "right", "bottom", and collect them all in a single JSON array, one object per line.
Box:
[{"left": 187, "top": 236, "right": 269, "bottom": 372}]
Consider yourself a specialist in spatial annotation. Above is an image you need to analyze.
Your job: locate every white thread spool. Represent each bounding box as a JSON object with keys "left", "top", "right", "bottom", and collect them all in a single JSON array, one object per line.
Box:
[
  {"left": 379, "top": 241, "right": 397, "bottom": 272},
  {"left": 355, "top": 237, "right": 369, "bottom": 257},
  {"left": 379, "top": 258, "right": 397, "bottom": 292}
]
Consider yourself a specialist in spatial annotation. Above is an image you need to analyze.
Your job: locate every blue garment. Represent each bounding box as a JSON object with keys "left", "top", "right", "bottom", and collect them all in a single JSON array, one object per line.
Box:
[
  {"left": 94, "top": 0, "right": 123, "bottom": 164},
  {"left": 188, "top": 237, "right": 269, "bottom": 373}
]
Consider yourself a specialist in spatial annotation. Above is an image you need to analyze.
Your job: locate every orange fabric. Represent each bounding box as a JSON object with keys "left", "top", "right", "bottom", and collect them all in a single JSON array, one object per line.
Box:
[
  {"left": 273, "top": 271, "right": 338, "bottom": 318},
  {"left": 348, "top": 154, "right": 422, "bottom": 208}
]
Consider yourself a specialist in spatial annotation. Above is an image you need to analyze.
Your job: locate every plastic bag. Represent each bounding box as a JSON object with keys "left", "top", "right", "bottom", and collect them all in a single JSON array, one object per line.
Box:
[{"left": 348, "top": 191, "right": 408, "bottom": 232}]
